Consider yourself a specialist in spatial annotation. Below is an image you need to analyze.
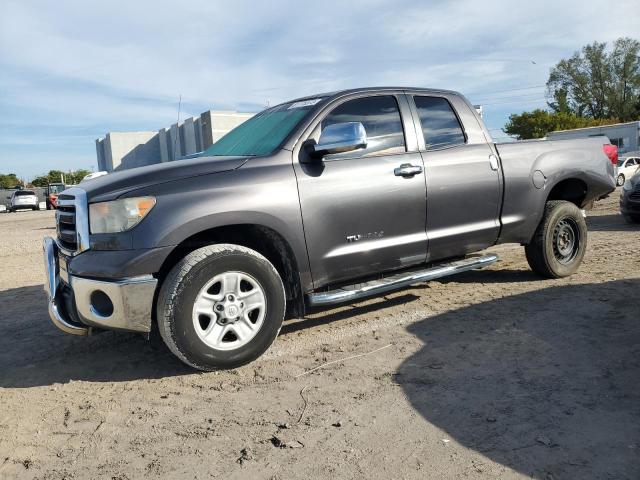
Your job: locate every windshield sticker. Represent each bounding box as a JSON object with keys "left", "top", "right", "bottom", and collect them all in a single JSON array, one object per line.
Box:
[{"left": 287, "top": 99, "right": 322, "bottom": 109}]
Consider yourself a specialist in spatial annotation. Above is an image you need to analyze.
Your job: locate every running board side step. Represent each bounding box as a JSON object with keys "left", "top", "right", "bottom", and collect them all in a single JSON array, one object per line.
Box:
[{"left": 307, "top": 254, "right": 498, "bottom": 307}]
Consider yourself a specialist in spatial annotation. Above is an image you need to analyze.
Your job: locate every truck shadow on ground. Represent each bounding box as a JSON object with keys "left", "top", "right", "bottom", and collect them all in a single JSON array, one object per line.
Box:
[
  {"left": 0, "top": 285, "right": 189, "bottom": 388},
  {"left": 437, "top": 268, "right": 541, "bottom": 284},
  {"left": 0, "top": 286, "right": 421, "bottom": 387},
  {"left": 397, "top": 279, "right": 640, "bottom": 479},
  {"left": 586, "top": 213, "right": 640, "bottom": 231},
  {"left": 283, "top": 293, "right": 420, "bottom": 335}
]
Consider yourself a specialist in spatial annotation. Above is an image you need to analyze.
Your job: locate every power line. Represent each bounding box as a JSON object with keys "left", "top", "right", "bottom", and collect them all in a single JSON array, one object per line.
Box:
[
  {"left": 473, "top": 91, "right": 548, "bottom": 103},
  {"left": 482, "top": 97, "right": 548, "bottom": 106},
  {"left": 466, "top": 84, "right": 546, "bottom": 97}
]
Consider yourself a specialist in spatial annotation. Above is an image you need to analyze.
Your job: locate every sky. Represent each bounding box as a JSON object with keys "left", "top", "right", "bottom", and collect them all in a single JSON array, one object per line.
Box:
[{"left": 1, "top": 0, "right": 638, "bottom": 180}]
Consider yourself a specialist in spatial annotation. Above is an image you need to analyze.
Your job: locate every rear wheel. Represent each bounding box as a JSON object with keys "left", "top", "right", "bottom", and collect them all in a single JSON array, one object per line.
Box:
[
  {"left": 525, "top": 200, "right": 587, "bottom": 278},
  {"left": 616, "top": 174, "right": 625, "bottom": 187},
  {"left": 157, "top": 244, "right": 285, "bottom": 370}
]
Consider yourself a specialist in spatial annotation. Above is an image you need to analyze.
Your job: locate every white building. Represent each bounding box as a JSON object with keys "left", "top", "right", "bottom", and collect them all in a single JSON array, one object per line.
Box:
[
  {"left": 547, "top": 121, "right": 640, "bottom": 155},
  {"left": 96, "top": 110, "right": 254, "bottom": 172}
]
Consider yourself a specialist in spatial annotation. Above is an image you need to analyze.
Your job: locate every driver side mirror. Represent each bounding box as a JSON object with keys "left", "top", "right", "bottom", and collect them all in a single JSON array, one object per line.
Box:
[{"left": 307, "top": 122, "right": 367, "bottom": 159}]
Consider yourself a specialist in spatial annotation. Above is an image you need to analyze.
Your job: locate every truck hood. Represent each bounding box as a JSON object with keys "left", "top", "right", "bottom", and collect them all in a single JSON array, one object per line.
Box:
[{"left": 80, "top": 156, "right": 249, "bottom": 202}]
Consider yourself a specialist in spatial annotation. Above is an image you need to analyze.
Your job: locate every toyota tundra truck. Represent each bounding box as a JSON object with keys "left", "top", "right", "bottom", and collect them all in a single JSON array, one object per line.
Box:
[{"left": 43, "top": 87, "right": 617, "bottom": 370}]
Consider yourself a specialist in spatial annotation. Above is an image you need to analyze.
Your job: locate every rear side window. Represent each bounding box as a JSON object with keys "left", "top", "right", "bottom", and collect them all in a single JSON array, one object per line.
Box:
[
  {"left": 414, "top": 96, "right": 466, "bottom": 150},
  {"left": 321, "top": 95, "right": 406, "bottom": 159}
]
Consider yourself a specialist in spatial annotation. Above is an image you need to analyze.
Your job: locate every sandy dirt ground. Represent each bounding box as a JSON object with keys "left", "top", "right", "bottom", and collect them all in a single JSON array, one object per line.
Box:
[{"left": 0, "top": 191, "right": 638, "bottom": 480}]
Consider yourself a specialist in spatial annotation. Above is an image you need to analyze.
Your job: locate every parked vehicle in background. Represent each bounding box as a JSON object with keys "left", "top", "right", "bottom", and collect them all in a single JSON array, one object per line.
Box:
[
  {"left": 9, "top": 190, "right": 38, "bottom": 212},
  {"left": 43, "top": 87, "right": 616, "bottom": 371},
  {"left": 46, "top": 182, "right": 66, "bottom": 210},
  {"left": 620, "top": 171, "right": 640, "bottom": 224},
  {"left": 616, "top": 156, "right": 640, "bottom": 186}
]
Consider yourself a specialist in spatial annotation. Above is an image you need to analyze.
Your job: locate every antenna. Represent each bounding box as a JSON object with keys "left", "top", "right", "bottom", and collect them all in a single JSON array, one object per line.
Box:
[{"left": 172, "top": 94, "right": 182, "bottom": 161}]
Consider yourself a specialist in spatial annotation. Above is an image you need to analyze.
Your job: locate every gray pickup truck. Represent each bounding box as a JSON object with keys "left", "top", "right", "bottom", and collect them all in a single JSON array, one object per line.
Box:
[{"left": 43, "top": 87, "right": 616, "bottom": 370}]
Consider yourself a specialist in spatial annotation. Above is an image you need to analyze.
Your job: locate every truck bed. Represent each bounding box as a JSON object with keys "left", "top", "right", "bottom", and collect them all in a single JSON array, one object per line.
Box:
[{"left": 495, "top": 136, "right": 616, "bottom": 244}]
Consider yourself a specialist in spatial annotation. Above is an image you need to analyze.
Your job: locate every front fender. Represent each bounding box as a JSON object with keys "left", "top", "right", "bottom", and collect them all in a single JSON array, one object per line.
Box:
[{"left": 125, "top": 156, "right": 313, "bottom": 291}]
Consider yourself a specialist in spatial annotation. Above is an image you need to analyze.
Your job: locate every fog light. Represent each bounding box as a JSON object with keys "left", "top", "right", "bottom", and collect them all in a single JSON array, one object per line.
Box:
[{"left": 90, "top": 290, "right": 114, "bottom": 317}]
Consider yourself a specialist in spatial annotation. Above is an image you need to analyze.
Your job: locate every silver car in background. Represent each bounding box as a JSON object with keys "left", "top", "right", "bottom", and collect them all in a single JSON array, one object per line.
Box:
[{"left": 9, "top": 190, "right": 39, "bottom": 212}]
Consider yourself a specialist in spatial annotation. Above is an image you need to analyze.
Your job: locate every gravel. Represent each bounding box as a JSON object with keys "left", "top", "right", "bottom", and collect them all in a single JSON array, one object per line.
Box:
[{"left": 0, "top": 191, "right": 638, "bottom": 479}]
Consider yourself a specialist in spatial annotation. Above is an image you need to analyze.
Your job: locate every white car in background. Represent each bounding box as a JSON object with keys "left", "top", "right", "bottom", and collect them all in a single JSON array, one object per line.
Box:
[
  {"left": 9, "top": 190, "right": 39, "bottom": 212},
  {"left": 617, "top": 156, "right": 640, "bottom": 186}
]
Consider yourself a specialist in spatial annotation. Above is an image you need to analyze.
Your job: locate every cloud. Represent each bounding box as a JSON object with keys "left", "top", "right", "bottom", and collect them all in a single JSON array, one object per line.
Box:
[{"left": 0, "top": 0, "right": 638, "bottom": 177}]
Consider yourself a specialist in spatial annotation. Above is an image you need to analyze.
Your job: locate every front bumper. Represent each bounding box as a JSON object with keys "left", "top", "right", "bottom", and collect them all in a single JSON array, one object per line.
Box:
[{"left": 43, "top": 236, "right": 157, "bottom": 335}]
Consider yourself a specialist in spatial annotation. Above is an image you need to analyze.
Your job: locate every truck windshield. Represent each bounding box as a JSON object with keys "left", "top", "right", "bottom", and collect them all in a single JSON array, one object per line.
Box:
[{"left": 202, "top": 99, "right": 324, "bottom": 157}]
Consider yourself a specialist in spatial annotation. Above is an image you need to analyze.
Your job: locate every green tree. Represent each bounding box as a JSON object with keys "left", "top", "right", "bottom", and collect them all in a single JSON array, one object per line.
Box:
[
  {"left": 31, "top": 175, "right": 49, "bottom": 187},
  {"left": 29, "top": 169, "right": 91, "bottom": 187},
  {"left": 547, "top": 37, "right": 640, "bottom": 121},
  {"left": 46, "top": 170, "right": 66, "bottom": 184},
  {"left": 67, "top": 169, "right": 91, "bottom": 184},
  {"left": 0, "top": 173, "right": 21, "bottom": 189},
  {"left": 503, "top": 109, "right": 620, "bottom": 140}
]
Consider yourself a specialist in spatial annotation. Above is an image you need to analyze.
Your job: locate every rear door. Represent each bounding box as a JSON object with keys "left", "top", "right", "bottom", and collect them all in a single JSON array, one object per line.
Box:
[
  {"left": 294, "top": 93, "right": 427, "bottom": 288},
  {"left": 407, "top": 93, "right": 502, "bottom": 262}
]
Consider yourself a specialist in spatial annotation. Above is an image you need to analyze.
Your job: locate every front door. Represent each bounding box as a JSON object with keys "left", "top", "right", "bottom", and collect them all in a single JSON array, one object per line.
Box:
[
  {"left": 295, "top": 94, "right": 427, "bottom": 288},
  {"left": 410, "top": 95, "right": 502, "bottom": 261}
]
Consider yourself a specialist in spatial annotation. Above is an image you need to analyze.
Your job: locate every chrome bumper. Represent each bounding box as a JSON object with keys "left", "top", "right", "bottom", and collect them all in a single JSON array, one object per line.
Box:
[{"left": 43, "top": 236, "right": 157, "bottom": 335}]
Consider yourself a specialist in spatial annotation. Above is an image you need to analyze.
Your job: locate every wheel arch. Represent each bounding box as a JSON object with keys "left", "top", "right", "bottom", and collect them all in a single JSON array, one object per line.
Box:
[
  {"left": 156, "top": 223, "right": 305, "bottom": 319},
  {"left": 518, "top": 177, "right": 588, "bottom": 245},
  {"left": 545, "top": 177, "right": 589, "bottom": 208}
]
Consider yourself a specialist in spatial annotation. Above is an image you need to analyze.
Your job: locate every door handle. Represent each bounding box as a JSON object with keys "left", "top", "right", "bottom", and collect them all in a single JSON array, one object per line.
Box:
[
  {"left": 489, "top": 154, "right": 499, "bottom": 171},
  {"left": 394, "top": 164, "right": 423, "bottom": 177}
]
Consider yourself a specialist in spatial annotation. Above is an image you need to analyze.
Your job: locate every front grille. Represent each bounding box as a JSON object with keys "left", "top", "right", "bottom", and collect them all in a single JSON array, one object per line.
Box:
[
  {"left": 54, "top": 188, "right": 89, "bottom": 255},
  {"left": 56, "top": 194, "right": 77, "bottom": 251},
  {"left": 630, "top": 188, "right": 640, "bottom": 200}
]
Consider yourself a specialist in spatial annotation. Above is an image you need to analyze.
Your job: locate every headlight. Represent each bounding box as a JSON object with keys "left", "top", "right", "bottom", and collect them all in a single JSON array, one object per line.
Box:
[
  {"left": 623, "top": 179, "right": 633, "bottom": 191},
  {"left": 89, "top": 197, "right": 156, "bottom": 234}
]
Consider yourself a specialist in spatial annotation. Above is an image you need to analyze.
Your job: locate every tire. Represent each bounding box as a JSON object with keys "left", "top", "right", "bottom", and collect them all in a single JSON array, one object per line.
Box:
[
  {"left": 157, "top": 244, "right": 286, "bottom": 371},
  {"left": 616, "top": 174, "right": 625, "bottom": 187},
  {"left": 525, "top": 200, "right": 587, "bottom": 278},
  {"left": 622, "top": 213, "right": 640, "bottom": 224}
]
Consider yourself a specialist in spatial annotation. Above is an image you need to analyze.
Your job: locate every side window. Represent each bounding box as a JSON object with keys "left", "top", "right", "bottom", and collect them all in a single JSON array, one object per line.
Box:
[
  {"left": 320, "top": 96, "right": 406, "bottom": 159},
  {"left": 414, "top": 96, "right": 466, "bottom": 150}
]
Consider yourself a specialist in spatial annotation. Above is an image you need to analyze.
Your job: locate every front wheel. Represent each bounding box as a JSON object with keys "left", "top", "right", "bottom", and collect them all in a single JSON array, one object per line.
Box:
[
  {"left": 157, "top": 244, "right": 285, "bottom": 370},
  {"left": 617, "top": 174, "right": 625, "bottom": 187},
  {"left": 525, "top": 200, "right": 587, "bottom": 278}
]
